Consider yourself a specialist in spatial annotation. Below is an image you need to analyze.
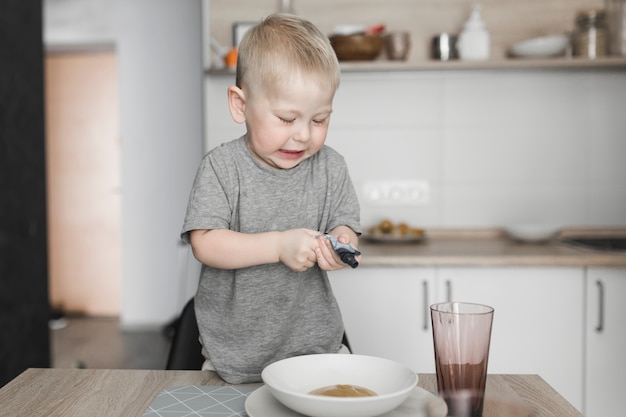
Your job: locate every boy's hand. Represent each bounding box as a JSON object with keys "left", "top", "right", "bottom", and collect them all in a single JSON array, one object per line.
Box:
[
  {"left": 315, "top": 234, "right": 361, "bottom": 271},
  {"left": 277, "top": 229, "right": 320, "bottom": 272}
]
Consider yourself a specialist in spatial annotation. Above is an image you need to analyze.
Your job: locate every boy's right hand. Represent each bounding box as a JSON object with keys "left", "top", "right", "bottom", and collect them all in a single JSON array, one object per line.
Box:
[{"left": 277, "top": 228, "right": 320, "bottom": 272}]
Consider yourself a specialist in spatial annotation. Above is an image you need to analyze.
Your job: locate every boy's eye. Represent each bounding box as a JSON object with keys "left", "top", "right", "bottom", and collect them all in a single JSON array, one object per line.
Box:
[{"left": 277, "top": 116, "right": 329, "bottom": 125}]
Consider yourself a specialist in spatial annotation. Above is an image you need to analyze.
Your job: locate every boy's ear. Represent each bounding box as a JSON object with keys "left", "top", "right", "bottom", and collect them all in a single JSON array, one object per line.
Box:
[{"left": 228, "top": 85, "right": 246, "bottom": 124}]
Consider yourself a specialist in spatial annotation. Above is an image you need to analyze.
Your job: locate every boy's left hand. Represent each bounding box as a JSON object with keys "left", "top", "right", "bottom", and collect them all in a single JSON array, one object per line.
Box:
[{"left": 315, "top": 234, "right": 360, "bottom": 271}]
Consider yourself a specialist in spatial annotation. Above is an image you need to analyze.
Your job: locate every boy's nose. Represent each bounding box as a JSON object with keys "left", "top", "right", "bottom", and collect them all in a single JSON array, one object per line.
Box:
[{"left": 293, "top": 123, "right": 311, "bottom": 142}]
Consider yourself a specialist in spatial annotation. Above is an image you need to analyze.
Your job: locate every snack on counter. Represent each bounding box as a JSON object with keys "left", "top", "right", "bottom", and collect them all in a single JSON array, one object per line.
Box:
[{"left": 367, "top": 219, "right": 425, "bottom": 238}]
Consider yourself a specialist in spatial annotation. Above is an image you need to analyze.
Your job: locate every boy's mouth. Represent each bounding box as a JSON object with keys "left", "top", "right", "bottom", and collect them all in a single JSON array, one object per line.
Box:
[{"left": 278, "top": 149, "right": 305, "bottom": 159}]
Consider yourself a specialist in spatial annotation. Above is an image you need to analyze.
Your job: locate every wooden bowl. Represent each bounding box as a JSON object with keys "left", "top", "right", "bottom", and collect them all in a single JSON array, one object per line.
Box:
[{"left": 329, "top": 34, "right": 383, "bottom": 61}]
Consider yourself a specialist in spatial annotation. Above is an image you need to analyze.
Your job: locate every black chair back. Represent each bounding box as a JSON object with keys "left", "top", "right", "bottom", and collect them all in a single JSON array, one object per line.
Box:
[{"left": 165, "top": 298, "right": 204, "bottom": 370}]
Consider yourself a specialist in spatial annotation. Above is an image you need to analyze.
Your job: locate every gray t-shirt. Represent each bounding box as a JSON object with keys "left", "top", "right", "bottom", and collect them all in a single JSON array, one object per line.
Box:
[{"left": 181, "top": 137, "right": 361, "bottom": 383}]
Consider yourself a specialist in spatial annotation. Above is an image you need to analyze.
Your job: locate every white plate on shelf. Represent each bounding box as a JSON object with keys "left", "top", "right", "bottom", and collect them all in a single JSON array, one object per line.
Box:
[
  {"left": 332, "top": 24, "right": 366, "bottom": 36},
  {"left": 508, "top": 34, "right": 569, "bottom": 57},
  {"left": 361, "top": 228, "right": 427, "bottom": 244},
  {"left": 361, "top": 233, "right": 427, "bottom": 244},
  {"left": 245, "top": 385, "right": 439, "bottom": 417}
]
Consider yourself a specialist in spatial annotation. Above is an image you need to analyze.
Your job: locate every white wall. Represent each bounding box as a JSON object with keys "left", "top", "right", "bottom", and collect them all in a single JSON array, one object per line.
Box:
[
  {"left": 117, "top": 0, "right": 204, "bottom": 328},
  {"left": 44, "top": 0, "right": 117, "bottom": 48},
  {"left": 205, "top": 69, "right": 626, "bottom": 230},
  {"left": 44, "top": 0, "right": 205, "bottom": 328}
]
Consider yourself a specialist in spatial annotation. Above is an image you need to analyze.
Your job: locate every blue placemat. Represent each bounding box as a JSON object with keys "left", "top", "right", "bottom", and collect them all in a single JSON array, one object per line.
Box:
[{"left": 143, "top": 385, "right": 258, "bottom": 417}]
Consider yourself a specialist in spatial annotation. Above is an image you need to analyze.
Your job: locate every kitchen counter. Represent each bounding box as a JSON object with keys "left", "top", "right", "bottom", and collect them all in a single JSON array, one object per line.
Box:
[{"left": 358, "top": 229, "right": 626, "bottom": 267}]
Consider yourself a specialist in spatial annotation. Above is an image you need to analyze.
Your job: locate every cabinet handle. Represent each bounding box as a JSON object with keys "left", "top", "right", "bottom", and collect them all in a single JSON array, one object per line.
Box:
[
  {"left": 446, "top": 280, "right": 452, "bottom": 302},
  {"left": 422, "top": 280, "right": 429, "bottom": 331},
  {"left": 596, "top": 280, "right": 604, "bottom": 333}
]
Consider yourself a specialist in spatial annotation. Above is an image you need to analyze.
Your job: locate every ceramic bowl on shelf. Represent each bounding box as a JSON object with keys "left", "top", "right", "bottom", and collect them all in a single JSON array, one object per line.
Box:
[
  {"left": 508, "top": 34, "right": 570, "bottom": 58},
  {"left": 261, "top": 354, "right": 418, "bottom": 417},
  {"left": 329, "top": 34, "right": 383, "bottom": 61}
]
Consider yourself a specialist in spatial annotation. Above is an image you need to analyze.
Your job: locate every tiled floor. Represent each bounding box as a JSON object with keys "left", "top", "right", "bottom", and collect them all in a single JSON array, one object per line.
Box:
[{"left": 50, "top": 316, "right": 172, "bottom": 370}]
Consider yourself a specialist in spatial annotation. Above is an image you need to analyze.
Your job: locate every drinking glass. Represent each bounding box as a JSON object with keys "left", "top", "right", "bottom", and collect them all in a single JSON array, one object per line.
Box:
[{"left": 430, "top": 302, "right": 494, "bottom": 417}]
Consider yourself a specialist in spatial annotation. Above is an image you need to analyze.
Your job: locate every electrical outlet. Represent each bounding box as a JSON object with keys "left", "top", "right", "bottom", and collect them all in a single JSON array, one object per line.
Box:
[{"left": 361, "top": 180, "right": 429, "bottom": 206}]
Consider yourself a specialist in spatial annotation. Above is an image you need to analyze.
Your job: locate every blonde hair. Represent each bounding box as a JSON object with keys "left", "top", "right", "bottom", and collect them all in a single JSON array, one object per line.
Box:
[{"left": 236, "top": 13, "right": 340, "bottom": 96}]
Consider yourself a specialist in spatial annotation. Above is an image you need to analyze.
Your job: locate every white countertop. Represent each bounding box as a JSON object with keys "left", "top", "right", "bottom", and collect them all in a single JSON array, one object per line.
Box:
[{"left": 358, "top": 228, "right": 626, "bottom": 267}]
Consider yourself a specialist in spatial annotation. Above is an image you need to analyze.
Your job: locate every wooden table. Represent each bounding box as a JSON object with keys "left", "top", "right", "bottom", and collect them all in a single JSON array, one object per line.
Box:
[{"left": 0, "top": 368, "right": 582, "bottom": 417}]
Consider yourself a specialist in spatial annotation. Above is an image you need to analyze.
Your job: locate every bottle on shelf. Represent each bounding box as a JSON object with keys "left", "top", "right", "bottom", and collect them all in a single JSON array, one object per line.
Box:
[
  {"left": 457, "top": 4, "right": 490, "bottom": 61},
  {"left": 605, "top": 0, "right": 626, "bottom": 56},
  {"left": 572, "top": 9, "right": 609, "bottom": 58}
]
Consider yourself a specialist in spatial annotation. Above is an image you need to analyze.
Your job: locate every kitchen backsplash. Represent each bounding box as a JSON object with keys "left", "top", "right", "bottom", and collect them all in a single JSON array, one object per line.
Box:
[
  {"left": 206, "top": 0, "right": 624, "bottom": 230},
  {"left": 204, "top": 69, "right": 626, "bottom": 229},
  {"left": 208, "top": 0, "right": 605, "bottom": 62}
]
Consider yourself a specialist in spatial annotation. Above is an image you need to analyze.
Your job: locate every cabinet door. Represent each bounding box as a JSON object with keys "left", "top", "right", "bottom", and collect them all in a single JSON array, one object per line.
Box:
[
  {"left": 329, "top": 267, "right": 436, "bottom": 373},
  {"left": 585, "top": 267, "right": 626, "bottom": 417},
  {"left": 437, "top": 267, "right": 584, "bottom": 412}
]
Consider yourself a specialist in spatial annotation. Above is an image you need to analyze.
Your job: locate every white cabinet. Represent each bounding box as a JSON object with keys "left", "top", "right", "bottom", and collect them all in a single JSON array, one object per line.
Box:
[
  {"left": 331, "top": 265, "right": 619, "bottom": 414},
  {"left": 437, "top": 267, "right": 585, "bottom": 412},
  {"left": 584, "top": 267, "right": 626, "bottom": 417},
  {"left": 329, "top": 267, "right": 437, "bottom": 373}
]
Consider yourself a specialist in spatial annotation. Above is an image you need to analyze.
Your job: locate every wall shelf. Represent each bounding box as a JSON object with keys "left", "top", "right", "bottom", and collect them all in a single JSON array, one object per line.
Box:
[
  {"left": 206, "top": 56, "right": 626, "bottom": 76},
  {"left": 339, "top": 56, "right": 626, "bottom": 72}
]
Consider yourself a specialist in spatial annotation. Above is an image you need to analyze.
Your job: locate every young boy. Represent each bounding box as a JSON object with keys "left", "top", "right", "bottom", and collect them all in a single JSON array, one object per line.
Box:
[{"left": 181, "top": 13, "right": 361, "bottom": 384}]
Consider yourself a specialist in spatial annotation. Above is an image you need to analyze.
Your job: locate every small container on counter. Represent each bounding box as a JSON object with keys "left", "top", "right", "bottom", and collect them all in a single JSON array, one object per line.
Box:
[{"left": 572, "top": 9, "right": 609, "bottom": 58}]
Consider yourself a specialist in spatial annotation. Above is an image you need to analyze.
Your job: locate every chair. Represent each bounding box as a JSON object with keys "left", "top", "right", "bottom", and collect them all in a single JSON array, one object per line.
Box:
[
  {"left": 165, "top": 298, "right": 204, "bottom": 370},
  {"left": 165, "top": 298, "right": 352, "bottom": 370}
]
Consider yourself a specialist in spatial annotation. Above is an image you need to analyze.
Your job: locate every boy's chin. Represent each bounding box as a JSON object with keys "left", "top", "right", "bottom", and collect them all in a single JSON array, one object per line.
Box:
[
  {"left": 275, "top": 160, "right": 303, "bottom": 170},
  {"left": 254, "top": 156, "right": 300, "bottom": 170},
  {"left": 269, "top": 154, "right": 309, "bottom": 170}
]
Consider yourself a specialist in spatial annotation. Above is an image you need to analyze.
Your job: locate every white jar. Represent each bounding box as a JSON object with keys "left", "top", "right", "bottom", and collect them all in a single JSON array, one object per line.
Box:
[{"left": 457, "top": 5, "right": 490, "bottom": 61}]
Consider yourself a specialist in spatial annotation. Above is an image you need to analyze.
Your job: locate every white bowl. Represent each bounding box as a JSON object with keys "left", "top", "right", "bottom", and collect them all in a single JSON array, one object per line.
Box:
[
  {"left": 508, "top": 34, "right": 569, "bottom": 58},
  {"left": 504, "top": 224, "right": 561, "bottom": 243},
  {"left": 261, "top": 354, "right": 418, "bottom": 417}
]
